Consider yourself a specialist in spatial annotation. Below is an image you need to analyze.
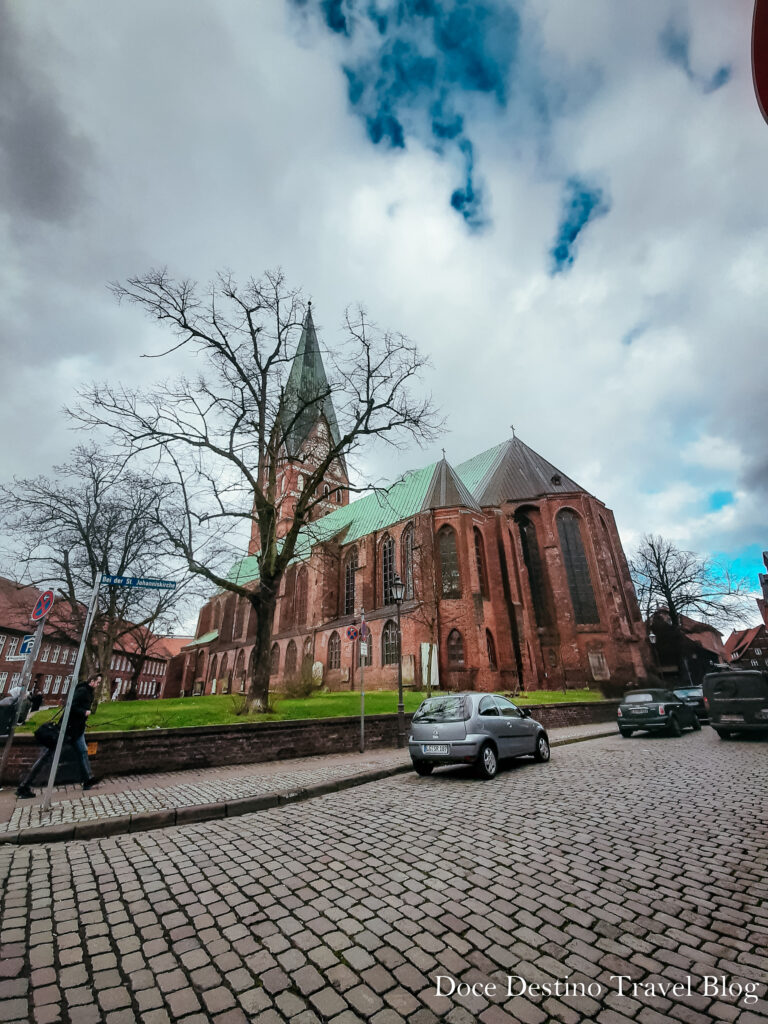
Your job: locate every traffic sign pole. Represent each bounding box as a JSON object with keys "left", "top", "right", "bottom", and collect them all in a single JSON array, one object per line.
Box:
[
  {"left": 0, "top": 616, "right": 47, "bottom": 783},
  {"left": 41, "top": 574, "right": 101, "bottom": 812}
]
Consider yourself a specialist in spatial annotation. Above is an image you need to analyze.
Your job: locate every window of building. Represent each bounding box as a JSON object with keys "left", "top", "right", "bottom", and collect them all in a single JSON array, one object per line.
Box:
[
  {"left": 8, "top": 638, "right": 18, "bottom": 658},
  {"left": 402, "top": 524, "right": 415, "bottom": 600},
  {"left": 382, "top": 620, "right": 399, "bottom": 666},
  {"left": 11, "top": 673, "right": 20, "bottom": 687},
  {"left": 270, "top": 643, "right": 280, "bottom": 675},
  {"left": 43, "top": 675, "right": 52, "bottom": 693},
  {"left": 755, "top": 648, "right": 763, "bottom": 656},
  {"left": 234, "top": 598, "right": 245, "bottom": 639},
  {"left": 295, "top": 567, "right": 309, "bottom": 625},
  {"left": 751, "top": 659, "right": 759, "bottom": 667},
  {"left": 0, "top": 672, "right": 7, "bottom": 691},
  {"left": 285, "top": 640, "right": 297, "bottom": 678},
  {"left": 381, "top": 535, "right": 396, "bottom": 605},
  {"left": 52, "top": 676, "right": 61, "bottom": 693},
  {"left": 486, "top": 630, "right": 497, "bottom": 670},
  {"left": 328, "top": 631, "right": 341, "bottom": 670},
  {"left": 69, "top": 649, "right": 76, "bottom": 665},
  {"left": 0, "top": 636, "right": 5, "bottom": 656},
  {"left": 62, "top": 675, "right": 71, "bottom": 694},
  {"left": 344, "top": 548, "right": 358, "bottom": 616},
  {"left": 209, "top": 656, "right": 218, "bottom": 686},
  {"left": 51, "top": 645, "right": 60, "bottom": 664},
  {"left": 437, "top": 526, "right": 461, "bottom": 598},
  {"left": 336, "top": 489, "right": 343, "bottom": 504},
  {"left": 447, "top": 629, "right": 464, "bottom": 666},
  {"left": 474, "top": 528, "right": 489, "bottom": 599},
  {"left": 556, "top": 509, "right": 600, "bottom": 625},
  {"left": 280, "top": 567, "right": 297, "bottom": 630},
  {"left": 515, "top": 514, "right": 551, "bottom": 628},
  {"left": 323, "top": 484, "right": 330, "bottom": 499}
]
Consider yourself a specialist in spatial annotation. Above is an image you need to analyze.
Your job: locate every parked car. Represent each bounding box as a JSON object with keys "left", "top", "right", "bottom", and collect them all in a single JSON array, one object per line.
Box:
[
  {"left": 702, "top": 670, "right": 768, "bottom": 739},
  {"left": 409, "top": 692, "right": 550, "bottom": 779},
  {"left": 672, "top": 685, "right": 708, "bottom": 723},
  {"left": 617, "top": 688, "right": 701, "bottom": 737}
]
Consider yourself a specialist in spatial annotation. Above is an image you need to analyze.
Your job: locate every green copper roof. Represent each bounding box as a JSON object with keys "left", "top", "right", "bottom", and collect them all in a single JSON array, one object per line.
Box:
[
  {"left": 283, "top": 305, "right": 342, "bottom": 457},
  {"left": 184, "top": 629, "right": 219, "bottom": 647}
]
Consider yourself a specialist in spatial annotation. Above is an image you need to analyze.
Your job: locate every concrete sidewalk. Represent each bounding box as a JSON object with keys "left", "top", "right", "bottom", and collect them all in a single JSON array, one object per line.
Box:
[{"left": 0, "top": 721, "right": 615, "bottom": 844}]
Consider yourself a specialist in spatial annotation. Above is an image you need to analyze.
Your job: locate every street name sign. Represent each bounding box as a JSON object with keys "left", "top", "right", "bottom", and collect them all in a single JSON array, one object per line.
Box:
[{"left": 101, "top": 575, "right": 177, "bottom": 590}]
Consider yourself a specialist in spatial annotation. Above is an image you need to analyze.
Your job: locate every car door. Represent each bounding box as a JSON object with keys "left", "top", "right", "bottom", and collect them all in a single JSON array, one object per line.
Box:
[
  {"left": 495, "top": 697, "right": 536, "bottom": 755},
  {"left": 477, "top": 695, "right": 510, "bottom": 756}
]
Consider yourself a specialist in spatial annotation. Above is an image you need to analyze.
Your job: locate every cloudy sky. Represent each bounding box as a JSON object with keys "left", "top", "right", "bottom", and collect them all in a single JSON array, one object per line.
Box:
[{"left": 2, "top": 0, "right": 766, "bottom": 598}]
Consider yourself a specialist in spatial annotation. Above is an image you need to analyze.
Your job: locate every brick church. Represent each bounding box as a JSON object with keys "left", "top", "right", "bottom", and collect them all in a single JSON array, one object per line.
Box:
[{"left": 179, "top": 308, "right": 647, "bottom": 695}]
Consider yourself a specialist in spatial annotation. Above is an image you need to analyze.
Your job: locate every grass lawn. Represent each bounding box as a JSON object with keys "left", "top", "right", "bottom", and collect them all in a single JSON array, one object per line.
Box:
[{"left": 19, "top": 687, "right": 602, "bottom": 733}]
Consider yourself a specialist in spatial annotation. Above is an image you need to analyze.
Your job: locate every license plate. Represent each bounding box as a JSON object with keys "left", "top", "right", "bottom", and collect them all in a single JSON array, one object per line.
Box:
[
  {"left": 630, "top": 709, "right": 648, "bottom": 714},
  {"left": 720, "top": 714, "right": 743, "bottom": 722},
  {"left": 423, "top": 744, "right": 449, "bottom": 755}
]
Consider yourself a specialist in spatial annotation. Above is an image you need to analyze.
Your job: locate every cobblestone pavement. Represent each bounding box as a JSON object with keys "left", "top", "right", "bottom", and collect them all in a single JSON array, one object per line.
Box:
[
  {"left": 0, "top": 723, "right": 613, "bottom": 836},
  {"left": 2, "top": 728, "right": 766, "bottom": 1024}
]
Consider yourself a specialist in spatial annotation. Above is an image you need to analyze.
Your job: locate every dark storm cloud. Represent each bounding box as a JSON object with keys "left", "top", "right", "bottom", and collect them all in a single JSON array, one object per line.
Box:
[
  {"left": 290, "top": 0, "right": 560, "bottom": 230},
  {"left": 659, "top": 19, "right": 731, "bottom": 94},
  {"left": 549, "top": 177, "right": 610, "bottom": 274},
  {"left": 0, "top": 4, "right": 91, "bottom": 224}
]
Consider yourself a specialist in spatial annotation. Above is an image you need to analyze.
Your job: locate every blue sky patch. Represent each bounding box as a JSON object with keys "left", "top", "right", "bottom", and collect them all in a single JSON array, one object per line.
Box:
[
  {"left": 659, "top": 20, "right": 731, "bottom": 94},
  {"left": 550, "top": 177, "right": 610, "bottom": 273},
  {"left": 708, "top": 490, "right": 734, "bottom": 512}
]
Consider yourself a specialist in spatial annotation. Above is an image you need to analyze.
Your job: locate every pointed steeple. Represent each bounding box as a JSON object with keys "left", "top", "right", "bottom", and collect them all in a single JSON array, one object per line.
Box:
[
  {"left": 283, "top": 303, "right": 342, "bottom": 458},
  {"left": 422, "top": 453, "right": 481, "bottom": 512},
  {"left": 459, "top": 436, "right": 586, "bottom": 506}
]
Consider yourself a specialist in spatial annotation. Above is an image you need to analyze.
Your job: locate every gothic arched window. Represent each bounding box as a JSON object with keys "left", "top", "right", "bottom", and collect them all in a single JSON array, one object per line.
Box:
[
  {"left": 295, "top": 567, "right": 309, "bottom": 625},
  {"left": 270, "top": 643, "right": 280, "bottom": 676},
  {"left": 235, "top": 649, "right": 246, "bottom": 691},
  {"left": 556, "top": 509, "right": 599, "bottom": 624},
  {"left": 437, "top": 526, "right": 461, "bottom": 598},
  {"left": 208, "top": 655, "right": 218, "bottom": 685},
  {"left": 515, "top": 513, "right": 551, "bottom": 628},
  {"left": 284, "top": 640, "right": 297, "bottom": 678},
  {"left": 486, "top": 630, "right": 497, "bottom": 671},
  {"left": 474, "top": 528, "right": 489, "bottom": 599},
  {"left": 381, "top": 534, "right": 396, "bottom": 605},
  {"left": 447, "top": 629, "right": 464, "bottom": 666},
  {"left": 344, "top": 548, "right": 358, "bottom": 617},
  {"left": 328, "top": 631, "right": 341, "bottom": 670},
  {"left": 382, "top": 620, "right": 399, "bottom": 665},
  {"left": 402, "top": 523, "right": 415, "bottom": 600}
]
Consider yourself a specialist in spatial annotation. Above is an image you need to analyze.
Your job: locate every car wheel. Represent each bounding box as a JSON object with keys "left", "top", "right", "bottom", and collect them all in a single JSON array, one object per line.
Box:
[
  {"left": 533, "top": 732, "right": 550, "bottom": 762},
  {"left": 476, "top": 743, "right": 498, "bottom": 779},
  {"left": 619, "top": 728, "right": 633, "bottom": 738},
  {"left": 715, "top": 729, "right": 732, "bottom": 740},
  {"left": 412, "top": 760, "right": 434, "bottom": 776},
  {"left": 668, "top": 715, "right": 682, "bottom": 737},
  {"left": 691, "top": 717, "right": 702, "bottom": 732}
]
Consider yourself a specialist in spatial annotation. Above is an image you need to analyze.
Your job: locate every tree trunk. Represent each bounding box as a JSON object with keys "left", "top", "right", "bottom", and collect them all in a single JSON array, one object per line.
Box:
[{"left": 247, "top": 589, "right": 277, "bottom": 712}]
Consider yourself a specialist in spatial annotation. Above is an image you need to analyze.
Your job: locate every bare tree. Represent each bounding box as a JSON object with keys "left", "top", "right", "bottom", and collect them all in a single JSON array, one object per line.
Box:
[
  {"left": 0, "top": 445, "right": 191, "bottom": 704},
  {"left": 73, "top": 268, "right": 441, "bottom": 711},
  {"left": 629, "top": 534, "right": 754, "bottom": 630}
]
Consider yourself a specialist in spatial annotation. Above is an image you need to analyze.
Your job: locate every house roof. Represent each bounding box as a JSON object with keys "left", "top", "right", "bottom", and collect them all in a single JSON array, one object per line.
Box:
[
  {"left": 455, "top": 436, "right": 586, "bottom": 506},
  {"left": 182, "top": 630, "right": 219, "bottom": 650},
  {"left": 225, "top": 435, "right": 583, "bottom": 588},
  {"left": 283, "top": 305, "right": 343, "bottom": 459},
  {"left": 723, "top": 625, "right": 764, "bottom": 661}
]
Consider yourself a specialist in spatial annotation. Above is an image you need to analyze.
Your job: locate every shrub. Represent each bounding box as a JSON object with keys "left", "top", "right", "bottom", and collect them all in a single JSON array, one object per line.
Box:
[{"left": 281, "top": 658, "right": 321, "bottom": 700}]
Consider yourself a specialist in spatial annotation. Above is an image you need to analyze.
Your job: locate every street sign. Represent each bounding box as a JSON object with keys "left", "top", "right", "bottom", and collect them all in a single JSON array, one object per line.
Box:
[
  {"left": 359, "top": 623, "right": 370, "bottom": 640},
  {"left": 31, "top": 591, "right": 54, "bottom": 621},
  {"left": 20, "top": 634, "right": 35, "bottom": 655},
  {"left": 101, "top": 575, "right": 177, "bottom": 590},
  {"left": 346, "top": 625, "right": 359, "bottom": 641},
  {"left": 359, "top": 642, "right": 368, "bottom": 657}
]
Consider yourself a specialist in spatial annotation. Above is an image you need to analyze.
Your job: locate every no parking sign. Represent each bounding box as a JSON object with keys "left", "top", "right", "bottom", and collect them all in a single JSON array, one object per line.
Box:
[{"left": 31, "top": 590, "right": 54, "bottom": 621}]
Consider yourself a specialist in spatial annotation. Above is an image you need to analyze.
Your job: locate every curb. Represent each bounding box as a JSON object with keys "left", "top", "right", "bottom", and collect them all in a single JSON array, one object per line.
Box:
[{"left": 0, "top": 729, "right": 615, "bottom": 846}]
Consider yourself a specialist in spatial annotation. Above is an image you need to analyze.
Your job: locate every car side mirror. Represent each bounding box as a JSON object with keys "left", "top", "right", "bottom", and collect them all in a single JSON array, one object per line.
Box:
[{"left": 521, "top": 708, "right": 532, "bottom": 718}]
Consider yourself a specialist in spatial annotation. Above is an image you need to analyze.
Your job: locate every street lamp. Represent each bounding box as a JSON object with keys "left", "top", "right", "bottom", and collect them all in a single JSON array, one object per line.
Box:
[{"left": 391, "top": 573, "right": 406, "bottom": 748}]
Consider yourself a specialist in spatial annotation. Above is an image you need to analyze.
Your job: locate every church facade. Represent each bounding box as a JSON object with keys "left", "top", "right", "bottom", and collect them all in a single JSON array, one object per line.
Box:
[{"left": 179, "top": 310, "right": 647, "bottom": 695}]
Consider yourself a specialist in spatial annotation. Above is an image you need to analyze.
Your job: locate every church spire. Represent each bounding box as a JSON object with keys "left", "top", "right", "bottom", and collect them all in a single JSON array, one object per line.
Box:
[{"left": 283, "top": 303, "right": 342, "bottom": 458}]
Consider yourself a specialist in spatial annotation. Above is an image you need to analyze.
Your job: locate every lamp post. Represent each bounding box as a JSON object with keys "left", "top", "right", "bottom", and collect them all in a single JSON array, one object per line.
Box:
[
  {"left": 648, "top": 630, "right": 660, "bottom": 674},
  {"left": 391, "top": 573, "right": 406, "bottom": 748}
]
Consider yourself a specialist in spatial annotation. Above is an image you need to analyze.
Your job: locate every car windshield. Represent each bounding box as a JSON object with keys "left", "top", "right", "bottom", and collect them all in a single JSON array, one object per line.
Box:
[
  {"left": 674, "top": 688, "right": 702, "bottom": 698},
  {"left": 413, "top": 696, "right": 466, "bottom": 722},
  {"left": 624, "top": 693, "right": 654, "bottom": 703}
]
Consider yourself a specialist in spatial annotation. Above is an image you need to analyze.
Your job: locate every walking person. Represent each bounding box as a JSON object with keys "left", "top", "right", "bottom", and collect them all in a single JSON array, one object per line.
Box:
[{"left": 16, "top": 675, "right": 99, "bottom": 798}]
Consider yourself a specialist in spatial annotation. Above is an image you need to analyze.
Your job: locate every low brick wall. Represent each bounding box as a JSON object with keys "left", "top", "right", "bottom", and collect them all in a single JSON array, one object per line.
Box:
[{"left": 1, "top": 701, "right": 618, "bottom": 784}]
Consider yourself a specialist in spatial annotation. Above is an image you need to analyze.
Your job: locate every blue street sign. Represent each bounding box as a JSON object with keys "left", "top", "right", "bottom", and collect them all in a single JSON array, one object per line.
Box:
[
  {"left": 101, "top": 575, "right": 177, "bottom": 591},
  {"left": 20, "top": 634, "right": 35, "bottom": 655}
]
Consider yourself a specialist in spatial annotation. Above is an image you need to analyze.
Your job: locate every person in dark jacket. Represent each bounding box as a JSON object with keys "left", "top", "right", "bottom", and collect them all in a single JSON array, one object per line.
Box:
[{"left": 16, "top": 675, "right": 99, "bottom": 798}]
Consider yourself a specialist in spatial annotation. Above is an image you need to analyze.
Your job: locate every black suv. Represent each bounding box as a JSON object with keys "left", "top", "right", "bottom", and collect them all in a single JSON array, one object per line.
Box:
[{"left": 703, "top": 670, "right": 768, "bottom": 739}]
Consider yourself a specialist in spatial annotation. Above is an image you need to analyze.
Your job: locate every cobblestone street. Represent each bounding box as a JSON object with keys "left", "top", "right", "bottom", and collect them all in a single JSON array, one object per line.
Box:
[{"left": 1, "top": 729, "right": 767, "bottom": 1024}]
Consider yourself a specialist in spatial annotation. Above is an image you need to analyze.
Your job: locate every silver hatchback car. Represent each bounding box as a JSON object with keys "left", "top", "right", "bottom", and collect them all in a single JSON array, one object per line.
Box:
[{"left": 409, "top": 692, "right": 550, "bottom": 779}]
